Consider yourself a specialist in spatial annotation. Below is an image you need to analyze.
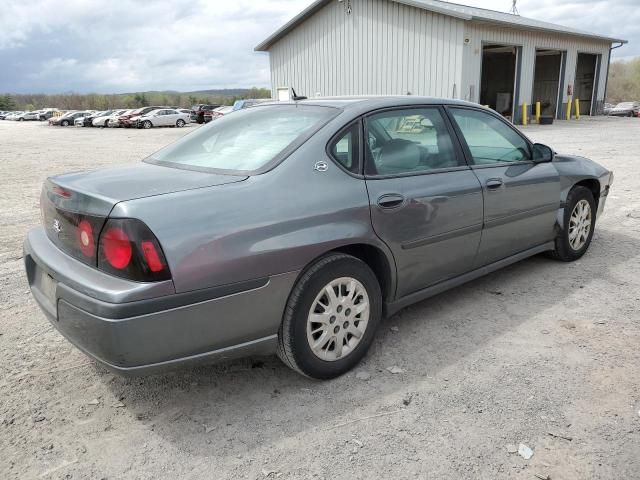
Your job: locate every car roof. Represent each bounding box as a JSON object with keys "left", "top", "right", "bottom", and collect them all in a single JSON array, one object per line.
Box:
[{"left": 258, "top": 96, "right": 481, "bottom": 111}]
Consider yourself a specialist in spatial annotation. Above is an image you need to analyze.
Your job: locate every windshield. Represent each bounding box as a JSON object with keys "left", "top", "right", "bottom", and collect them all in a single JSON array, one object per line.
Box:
[
  {"left": 146, "top": 105, "right": 338, "bottom": 174},
  {"left": 616, "top": 102, "right": 634, "bottom": 108}
]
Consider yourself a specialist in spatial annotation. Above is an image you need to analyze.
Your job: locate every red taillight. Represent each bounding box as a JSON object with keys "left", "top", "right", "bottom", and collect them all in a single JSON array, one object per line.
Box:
[
  {"left": 97, "top": 219, "right": 171, "bottom": 282},
  {"left": 102, "top": 227, "right": 133, "bottom": 269},
  {"left": 76, "top": 220, "right": 95, "bottom": 257},
  {"left": 141, "top": 241, "right": 164, "bottom": 272},
  {"left": 52, "top": 186, "right": 72, "bottom": 198}
]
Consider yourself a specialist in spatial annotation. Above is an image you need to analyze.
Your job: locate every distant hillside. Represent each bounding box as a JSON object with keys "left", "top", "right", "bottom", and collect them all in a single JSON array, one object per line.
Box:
[{"left": 4, "top": 87, "right": 271, "bottom": 111}]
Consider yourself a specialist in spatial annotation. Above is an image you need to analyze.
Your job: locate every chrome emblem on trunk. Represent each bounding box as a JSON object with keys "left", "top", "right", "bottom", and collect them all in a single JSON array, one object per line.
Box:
[{"left": 52, "top": 219, "right": 62, "bottom": 234}]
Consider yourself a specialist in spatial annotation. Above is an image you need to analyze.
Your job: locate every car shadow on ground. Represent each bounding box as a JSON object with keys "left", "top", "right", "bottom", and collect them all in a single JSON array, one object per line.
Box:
[{"left": 100, "top": 227, "right": 639, "bottom": 458}]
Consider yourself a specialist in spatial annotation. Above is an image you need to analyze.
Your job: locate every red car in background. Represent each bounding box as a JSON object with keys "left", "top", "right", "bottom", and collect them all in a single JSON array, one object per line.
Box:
[
  {"left": 191, "top": 104, "right": 221, "bottom": 124},
  {"left": 116, "top": 106, "right": 168, "bottom": 128}
]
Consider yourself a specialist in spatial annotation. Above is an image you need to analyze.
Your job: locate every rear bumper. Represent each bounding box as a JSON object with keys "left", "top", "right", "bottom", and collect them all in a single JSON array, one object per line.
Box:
[{"left": 24, "top": 227, "right": 297, "bottom": 375}]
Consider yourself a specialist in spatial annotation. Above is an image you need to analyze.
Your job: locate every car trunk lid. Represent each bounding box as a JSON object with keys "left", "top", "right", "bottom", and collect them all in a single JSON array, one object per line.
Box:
[{"left": 41, "top": 162, "right": 247, "bottom": 265}]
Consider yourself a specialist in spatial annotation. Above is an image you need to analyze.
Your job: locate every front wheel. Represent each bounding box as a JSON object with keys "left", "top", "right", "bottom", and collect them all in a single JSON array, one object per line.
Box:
[
  {"left": 61, "top": 120, "right": 69, "bottom": 126},
  {"left": 550, "top": 186, "right": 596, "bottom": 262},
  {"left": 176, "top": 119, "right": 186, "bottom": 128},
  {"left": 142, "top": 120, "right": 152, "bottom": 129},
  {"left": 277, "top": 253, "right": 382, "bottom": 379},
  {"left": 18, "top": 117, "right": 24, "bottom": 122}
]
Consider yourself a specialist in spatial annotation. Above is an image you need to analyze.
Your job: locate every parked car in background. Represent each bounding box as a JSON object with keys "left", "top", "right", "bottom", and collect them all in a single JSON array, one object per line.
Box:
[
  {"left": 18, "top": 111, "right": 44, "bottom": 121},
  {"left": 191, "top": 104, "right": 221, "bottom": 124},
  {"left": 49, "top": 111, "right": 93, "bottom": 126},
  {"left": 37, "top": 109, "right": 61, "bottom": 121},
  {"left": 603, "top": 103, "right": 614, "bottom": 115},
  {"left": 5, "top": 111, "right": 25, "bottom": 121},
  {"left": 211, "top": 106, "right": 234, "bottom": 119},
  {"left": 77, "top": 111, "right": 114, "bottom": 127},
  {"left": 99, "top": 109, "right": 131, "bottom": 128},
  {"left": 24, "top": 97, "right": 613, "bottom": 379},
  {"left": 232, "top": 99, "right": 271, "bottom": 111},
  {"left": 137, "top": 109, "right": 190, "bottom": 129},
  {"left": 119, "top": 107, "right": 168, "bottom": 128},
  {"left": 608, "top": 101, "right": 640, "bottom": 117}
]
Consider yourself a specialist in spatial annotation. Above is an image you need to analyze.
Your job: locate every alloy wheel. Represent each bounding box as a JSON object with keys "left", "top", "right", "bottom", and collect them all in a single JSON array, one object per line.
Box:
[
  {"left": 569, "top": 199, "right": 592, "bottom": 250},
  {"left": 306, "top": 277, "right": 370, "bottom": 361}
]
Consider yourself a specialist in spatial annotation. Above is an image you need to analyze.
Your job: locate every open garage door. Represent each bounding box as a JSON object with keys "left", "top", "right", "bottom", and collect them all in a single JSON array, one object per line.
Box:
[
  {"left": 532, "top": 49, "right": 563, "bottom": 119},
  {"left": 575, "top": 53, "right": 600, "bottom": 116},
  {"left": 480, "top": 45, "right": 518, "bottom": 121}
]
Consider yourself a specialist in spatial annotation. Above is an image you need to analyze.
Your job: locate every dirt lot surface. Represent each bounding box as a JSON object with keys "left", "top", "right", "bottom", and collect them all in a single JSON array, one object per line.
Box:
[{"left": 1, "top": 118, "right": 639, "bottom": 480}]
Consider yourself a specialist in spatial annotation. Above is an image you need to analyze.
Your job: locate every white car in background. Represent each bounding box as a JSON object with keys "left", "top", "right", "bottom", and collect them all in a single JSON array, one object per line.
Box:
[
  {"left": 102, "top": 109, "right": 132, "bottom": 128},
  {"left": 137, "top": 108, "right": 190, "bottom": 129},
  {"left": 5, "top": 111, "right": 25, "bottom": 121},
  {"left": 19, "top": 111, "right": 45, "bottom": 121}
]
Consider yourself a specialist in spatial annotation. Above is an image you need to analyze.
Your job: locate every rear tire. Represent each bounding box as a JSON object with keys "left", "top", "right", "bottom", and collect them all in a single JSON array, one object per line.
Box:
[
  {"left": 277, "top": 253, "right": 382, "bottom": 379},
  {"left": 176, "top": 119, "right": 186, "bottom": 128},
  {"left": 550, "top": 186, "right": 596, "bottom": 262}
]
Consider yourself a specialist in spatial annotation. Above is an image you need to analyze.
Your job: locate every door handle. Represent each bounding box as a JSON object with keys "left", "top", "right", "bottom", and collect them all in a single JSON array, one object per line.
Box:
[
  {"left": 486, "top": 178, "right": 504, "bottom": 191},
  {"left": 377, "top": 194, "right": 405, "bottom": 209}
]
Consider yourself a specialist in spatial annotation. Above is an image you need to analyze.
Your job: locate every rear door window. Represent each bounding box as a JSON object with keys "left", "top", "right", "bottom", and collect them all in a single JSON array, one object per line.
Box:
[{"left": 364, "top": 108, "right": 461, "bottom": 176}]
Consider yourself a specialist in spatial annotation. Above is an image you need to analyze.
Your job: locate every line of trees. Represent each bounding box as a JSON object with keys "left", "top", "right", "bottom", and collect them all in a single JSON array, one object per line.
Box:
[
  {"left": 0, "top": 87, "right": 271, "bottom": 112},
  {"left": 607, "top": 58, "right": 640, "bottom": 103}
]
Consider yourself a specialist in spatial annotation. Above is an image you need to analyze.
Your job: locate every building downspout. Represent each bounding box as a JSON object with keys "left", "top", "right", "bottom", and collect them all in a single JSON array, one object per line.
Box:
[{"left": 603, "top": 42, "right": 625, "bottom": 106}]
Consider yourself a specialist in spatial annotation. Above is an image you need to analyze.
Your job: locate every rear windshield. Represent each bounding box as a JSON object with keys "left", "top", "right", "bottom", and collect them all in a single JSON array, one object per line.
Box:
[{"left": 146, "top": 105, "right": 338, "bottom": 174}]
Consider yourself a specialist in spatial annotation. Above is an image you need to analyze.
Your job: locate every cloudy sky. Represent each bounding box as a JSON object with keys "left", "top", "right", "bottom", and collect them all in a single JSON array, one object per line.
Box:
[{"left": 1, "top": 0, "right": 637, "bottom": 94}]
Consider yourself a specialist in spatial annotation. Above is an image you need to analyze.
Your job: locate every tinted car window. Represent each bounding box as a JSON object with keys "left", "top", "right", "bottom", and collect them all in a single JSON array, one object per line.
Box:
[
  {"left": 147, "top": 105, "right": 338, "bottom": 173},
  {"left": 365, "top": 108, "right": 459, "bottom": 176},
  {"left": 450, "top": 108, "right": 531, "bottom": 164},
  {"left": 330, "top": 123, "right": 360, "bottom": 174}
]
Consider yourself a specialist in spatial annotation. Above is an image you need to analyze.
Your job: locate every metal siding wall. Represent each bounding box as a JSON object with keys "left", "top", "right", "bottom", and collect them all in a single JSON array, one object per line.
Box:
[
  {"left": 461, "top": 23, "right": 611, "bottom": 110},
  {"left": 268, "top": 0, "right": 464, "bottom": 98}
]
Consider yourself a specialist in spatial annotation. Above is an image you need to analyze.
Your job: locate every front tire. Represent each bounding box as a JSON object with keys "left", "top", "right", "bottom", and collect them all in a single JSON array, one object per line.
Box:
[
  {"left": 142, "top": 120, "right": 152, "bottom": 129},
  {"left": 61, "top": 120, "right": 69, "bottom": 126},
  {"left": 550, "top": 186, "right": 596, "bottom": 262},
  {"left": 277, "top": 253, "right": 382, "bottom": 379}
]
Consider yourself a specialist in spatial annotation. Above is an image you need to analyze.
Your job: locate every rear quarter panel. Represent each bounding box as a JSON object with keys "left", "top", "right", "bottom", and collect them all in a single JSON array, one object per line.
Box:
[{"left": 110, "top": 123, "right": 393, "bottom": 294}]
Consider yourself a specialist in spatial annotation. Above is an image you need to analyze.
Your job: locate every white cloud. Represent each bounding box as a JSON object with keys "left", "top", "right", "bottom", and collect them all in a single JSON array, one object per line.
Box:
[{"left": 0, "top": 0, "right": 637, "bottom": 94}]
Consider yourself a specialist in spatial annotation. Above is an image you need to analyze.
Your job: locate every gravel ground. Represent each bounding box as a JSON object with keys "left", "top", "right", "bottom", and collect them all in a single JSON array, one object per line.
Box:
[{"left": 1, "top": 118, "right": 639, "bottom": 480}]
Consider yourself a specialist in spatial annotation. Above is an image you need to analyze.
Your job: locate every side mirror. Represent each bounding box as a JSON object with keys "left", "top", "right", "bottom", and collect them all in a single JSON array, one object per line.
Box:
[{"left": 532, "top": 143, "right": 554, "bottom": 163}]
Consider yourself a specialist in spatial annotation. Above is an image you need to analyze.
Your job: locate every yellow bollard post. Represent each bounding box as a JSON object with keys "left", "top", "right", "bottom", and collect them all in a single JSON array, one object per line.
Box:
[
  {"left": 521, "top": 103, "right": 528, "bottom": 126},
  {"left": 566, "top": 97, "right": 572, "bottom": 120},
  {"left": 535, "top": 102, "right": 541, "bottom": 124},
  {"left": 575, "top": 98, "right": 581, "bottom": 120}
]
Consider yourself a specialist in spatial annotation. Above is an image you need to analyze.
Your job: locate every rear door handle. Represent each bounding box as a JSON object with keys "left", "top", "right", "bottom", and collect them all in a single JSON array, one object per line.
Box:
[
  {"left": 486, "top": 178, "right": 504, "bottom": 191},
  {"left": 377, "top": 193, "right": 405, "bottom": 209}
]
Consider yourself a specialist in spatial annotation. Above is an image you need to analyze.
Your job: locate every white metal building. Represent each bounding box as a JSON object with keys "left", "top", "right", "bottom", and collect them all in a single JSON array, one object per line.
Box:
[{"left": 255, "top": 0, "right": 627, "bottom": 122}]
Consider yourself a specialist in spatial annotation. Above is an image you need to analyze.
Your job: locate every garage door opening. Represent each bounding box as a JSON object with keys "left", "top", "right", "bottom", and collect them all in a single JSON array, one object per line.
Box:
[
  {"left": 480, "top": 45, "right": 518, "bottom": 120},
  {"left": 532, "top": 49, "right": 563, "bottom": 119},
  {"left": 575, "top": 53, "right": 599, "bottom": 116}
]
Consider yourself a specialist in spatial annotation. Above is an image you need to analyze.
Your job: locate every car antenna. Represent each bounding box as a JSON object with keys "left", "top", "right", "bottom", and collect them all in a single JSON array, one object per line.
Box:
[{"left": 291, "top": 88, "right": 307, "bottom": 101}]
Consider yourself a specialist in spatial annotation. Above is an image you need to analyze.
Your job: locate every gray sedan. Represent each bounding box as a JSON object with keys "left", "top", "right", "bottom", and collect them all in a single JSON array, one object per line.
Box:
[{"left": 24, "top": 97, "right": 613, "bottom": 379}]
